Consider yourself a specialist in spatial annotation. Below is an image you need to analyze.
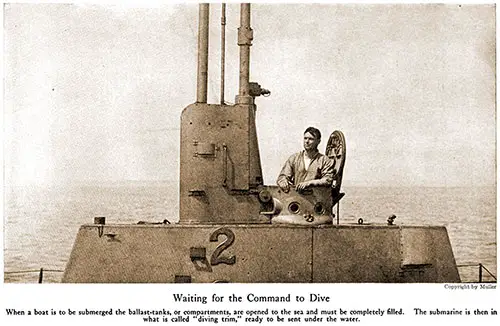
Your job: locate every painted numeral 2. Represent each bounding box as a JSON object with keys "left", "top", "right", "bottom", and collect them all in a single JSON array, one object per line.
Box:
[{"left": 209, "top": 227, "right": 236, "bottom": 265}]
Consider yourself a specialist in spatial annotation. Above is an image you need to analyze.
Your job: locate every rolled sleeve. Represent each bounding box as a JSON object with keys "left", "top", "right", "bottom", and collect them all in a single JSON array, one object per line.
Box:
[
  {"left": 319, "top": 156, "right": 335, "bottom": 185},
  {"left": 277, "top": 154, "right": 297, "bottom": 185}
]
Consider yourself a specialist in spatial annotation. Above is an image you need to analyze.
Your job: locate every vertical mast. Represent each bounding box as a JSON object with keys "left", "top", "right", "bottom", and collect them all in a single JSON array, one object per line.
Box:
[
  {"left": 220, "top": 4, "right": 226, "bottom": 105},
  {"left": 196, "top": 3, "right": 209, "bottom": 103},
  {"left": 236, "top": 3, "right": 253, "bottom": 104}
]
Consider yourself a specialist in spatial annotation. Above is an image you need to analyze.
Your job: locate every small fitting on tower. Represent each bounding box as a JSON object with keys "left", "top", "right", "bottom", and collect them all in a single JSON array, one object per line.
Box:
[
  {"left": 249, "top": 82, "right": 271, "bottom": 97},
  {"left": 238, "top": 26, "right": 253, "bottom": 46}
]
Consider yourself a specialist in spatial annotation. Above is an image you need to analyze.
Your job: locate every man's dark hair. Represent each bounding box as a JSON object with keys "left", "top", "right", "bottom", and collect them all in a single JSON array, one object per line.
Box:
[{"left": 304, "top": 127, "right": 321, "bottom": 140}]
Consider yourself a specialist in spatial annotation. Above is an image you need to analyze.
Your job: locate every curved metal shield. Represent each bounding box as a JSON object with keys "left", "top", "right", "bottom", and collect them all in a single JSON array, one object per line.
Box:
[{"left": 325, "top": 130, "right": 346, "bottom": 195}]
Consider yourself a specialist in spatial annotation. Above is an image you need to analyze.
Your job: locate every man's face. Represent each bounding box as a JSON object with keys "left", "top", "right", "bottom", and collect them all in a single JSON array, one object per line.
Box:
[{"left": 303, "top": 132, "right": 320, "bottom": 151}]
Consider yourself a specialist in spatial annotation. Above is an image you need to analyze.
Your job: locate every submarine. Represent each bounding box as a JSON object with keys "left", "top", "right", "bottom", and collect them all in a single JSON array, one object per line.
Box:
[{"left": 62, "top": 3, "right": 461, "bottom": 283}]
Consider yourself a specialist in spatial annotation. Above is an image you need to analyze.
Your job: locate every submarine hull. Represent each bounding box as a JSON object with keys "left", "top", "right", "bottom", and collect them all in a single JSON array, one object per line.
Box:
[{"left": 62, "top": 224, "right": 460, "bottom": 283}]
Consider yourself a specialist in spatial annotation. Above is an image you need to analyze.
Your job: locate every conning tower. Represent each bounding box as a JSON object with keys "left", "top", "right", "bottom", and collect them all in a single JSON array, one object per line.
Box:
[{"left": 180, "top": 3, "right": 269, "bottom": 224}]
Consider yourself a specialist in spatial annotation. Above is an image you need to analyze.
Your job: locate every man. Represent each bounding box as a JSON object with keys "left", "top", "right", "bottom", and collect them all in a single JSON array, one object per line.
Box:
[{"left": 277, "top": 127, "right": 335, "bottom": 193}]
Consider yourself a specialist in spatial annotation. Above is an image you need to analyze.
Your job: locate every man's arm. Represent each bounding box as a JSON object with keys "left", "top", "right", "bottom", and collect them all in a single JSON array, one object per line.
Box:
[
  {"left": 277, "top": 154, "right": 296, "bottom": 192},
  {"left": 317, "top": 155, "right": 335, "bottom": 185}
]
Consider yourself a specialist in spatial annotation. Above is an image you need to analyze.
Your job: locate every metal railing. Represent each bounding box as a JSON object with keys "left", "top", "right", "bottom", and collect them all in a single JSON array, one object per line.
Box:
[
  {"left": 5, "top": 264, "right": 497, "bottom": 283},
  {"left": 4, "top": 268, "right": 64, "bottom": 283},
  {"left": 457, "top": 263, "right": 497, "bottom": 283}
]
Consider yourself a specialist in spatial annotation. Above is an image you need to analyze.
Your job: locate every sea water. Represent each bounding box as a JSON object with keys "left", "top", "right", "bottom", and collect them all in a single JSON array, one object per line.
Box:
[{"left": 3, "top": 184, "right": 496, "bottom": 283}]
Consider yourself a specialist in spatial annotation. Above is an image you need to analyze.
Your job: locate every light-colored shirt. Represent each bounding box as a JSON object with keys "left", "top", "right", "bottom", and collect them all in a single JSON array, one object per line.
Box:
[
  {"left": 277, "top": 150, "right": 334, "bottom": 186},
  {"left": 303, "top": 155, "right": 312, "bottom": 170}
]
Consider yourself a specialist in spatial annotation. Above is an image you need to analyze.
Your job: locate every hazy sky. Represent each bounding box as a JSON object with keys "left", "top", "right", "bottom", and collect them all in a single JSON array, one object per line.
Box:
[{"left": 3, "top": 3, "right": 496, "bottom": 187}]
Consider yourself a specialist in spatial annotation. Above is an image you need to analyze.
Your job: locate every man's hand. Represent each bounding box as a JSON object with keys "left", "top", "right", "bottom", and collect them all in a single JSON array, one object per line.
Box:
[
  {"left": 296, "top": 181, "right": 312, "bottom": 191},
  {"left": 277, "top": 179, "right": 291, "bottom": 193}
]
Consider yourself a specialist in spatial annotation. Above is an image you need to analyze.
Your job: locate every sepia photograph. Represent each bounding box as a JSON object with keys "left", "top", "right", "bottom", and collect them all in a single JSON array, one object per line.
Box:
[{"left": 2, "top": 2, "right": 496, "bottom": 286}]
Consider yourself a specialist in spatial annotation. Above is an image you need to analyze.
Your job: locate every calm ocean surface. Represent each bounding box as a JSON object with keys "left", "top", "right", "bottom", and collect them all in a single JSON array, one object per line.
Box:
[{"left": 3, "top": 184, "right": 496, "bottom": 283}]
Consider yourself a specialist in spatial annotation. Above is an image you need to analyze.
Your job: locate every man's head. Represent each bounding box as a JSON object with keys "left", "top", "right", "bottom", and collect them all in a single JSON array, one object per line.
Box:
[{"left": 303, "top": 127, "right": 321, "bottom": 151}]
